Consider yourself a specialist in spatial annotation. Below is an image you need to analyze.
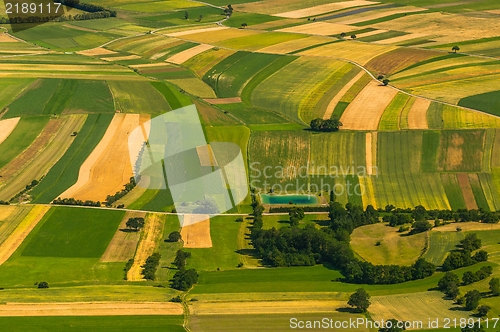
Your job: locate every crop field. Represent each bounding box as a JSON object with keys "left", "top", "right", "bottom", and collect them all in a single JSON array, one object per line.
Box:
[
  {"left": 378, "top": 93, "right": 410, "bottom": 130},
  {"left": 422, "top": 230, "right": 464, "bottom": 266},
  {"left": 0, "top": 316, "right": 185, "bottom": 332},
  {"left": 0, "top": 206, "right": 33, "bottom": 252},
  {"left": 251, "top": 57, "right": 346, "bottom": 123},
  {"left": 101, "top": 211, "right": 145, "bottom": 263},
  {"left": 322, "top": 69, "right": 364, "bottom": 120},
  {"left": 440, "top": 173, "right": 467, "bottom": 210},
  {"left": 108, "top": 81, "right": 171, "bottom": 113},
  {"left": 169, "top": 78, "right": 216, "bottom": 98},
  {"left": 442, "top": 105, "right": 500, "bottom": 129},
  {"left": 0, "top": 78, "right": 34, "bottom": 111},
  {"left": 177, "top": 28, "right": 261, "bottom": 44},
  {"left": 30, "top": 114, "right": 114, "bottom": 203},
  {"left": 350, "top": 223, "right": 426, "bottom": 266},
  {"left": 218, "top": 103, "right": 290, "bottom": 125},
  {"left": 366, "top": 47, "right": 440, "bottom": 76},
  {"left": 437, "top": 130, "right": 485, "bottom": 172},
  {"left": 183, "top": 48, "right": 236, "bottom": 78},
  {"left": 258, "top": 35, "right": 332, "bottom": 54}
]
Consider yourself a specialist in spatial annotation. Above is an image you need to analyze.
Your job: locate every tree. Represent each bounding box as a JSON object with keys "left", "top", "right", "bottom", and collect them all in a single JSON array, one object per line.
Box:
[
  {"left": 460, "top": 233, "right": 481, "bottom": 251},
  {"left": 445, "top": 282, "right": 460, "bottom": 299},
  {"left": 348, "top": 288, "right": 370, "bottom": 312},
  {"left": 126, "top": 217, "right": 145, "bottom": 231},
  {"left": 171, "top": 268, "right": 199, "bottom": 290},
  {"left": 37, "top": 281, "right": 49, "bottom": 289},
  {"left": 378, "top": 319, "right": 405, "bottom": 332},
  {"left": 241, "top": 22, "right": 247, "bottom": 28},
  {"left": 310, "top": 118, "right": 323, "bottom": 131},
  {"left": 464, "top": 290, "right": 481, "bottom": 311},
  {"left": 184, "top": 11, "right": 189, "bottom": 20},
  {"left": 462, "top": 271, "right": 478, "bottom": 285},
  {"left": 461, "top": 323, "right": 485, "bottom": 332},
  {"left": 410, "top": 220, "right": 432, "bottom": 234},
  {"left": 340, "top": 32, "right": 346, "bottom": 39},
  {"left": 167, "top": 231, "right": 181, "bottom": 242},
  {"left": 174, "top": 250, "right": 191, "bottom": 270},
  {"left": 477, "top": 305, "right": 490, "bottom": 317},
  {"left": 382, "top": 78, "right": 390, "bottom": 86},
  {"left": 489, "top": 277, "right": 500, "bottom": 296},
  {"left": 309, "top": 118, "right": 342, "bottom": 132},
  {"left": 438, "top": 271, "right": 460, "bottom": 291},
  {"left": 452, "top": 45, "right": 460, "bottom": 53},
  {"left": 472, "top": 250, "right": 488, "bottom": 262},
  {"left": 289, "top": 207, "right": 305, "bottom": 226},
  {"left": 196, "top": 14, "right": 203, "bottom": 22},
  {"left": 351, "top": 34, "right": 357, "bottom": 39}
]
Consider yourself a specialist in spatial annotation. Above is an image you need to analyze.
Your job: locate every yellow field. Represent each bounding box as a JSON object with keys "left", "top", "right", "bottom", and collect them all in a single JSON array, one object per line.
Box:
[
  {"left": 127, "top": 213, "right": 165, "bottom": 281},
  {"left": 275, "top": 1, "right": 378, "bottom": 18},
  {"left": 278, "top": 21, "right": 357, "bottom": 36},
  {"left": 166, "top": 44, "right": 214, "bottom": 64},
  {"left": 180, "top": 216, "right": 212, "bottom": 249},
  {"left": 258, "top": 35, "right": 332, "bottom": 54},
  {"left": 0, "top": 33, "right": 18, "bottom": 43},
  {"left": 338, "top": 6, "right": 426, "bottom": 25},
  {"left": 0, "top": 117, "right": 20, "bottom": 145},
  {"left": 443, "top": 106, "right": 500, "bottom": 129},
  {"left": 0, "top": 302, "right": 182, "bottom": 316},
  {"left": 183, "top": 48, "right": 236, "bottom": 78},
  {"left": 0, "top": 205, "right": 50, "bottom": 265},
  {"left": 298, "top": 40, "right": 396, "bottom": 65},
  {"left": 374, "top": 32, "right": 428, "bottom": 45},
  {"left": 178, "top": 28, "right": 260, "bottom": 44},
  {"left": 196, "top": 145, "right": 218, "bottom": 167},
  {"left": 60, "top": 114, "right": 143, "bottom": 201},
  {"left": 77, "top": 47, "right": 117, "bottom": 56},
  {"left": 100, "top": 211, "right": 145, "bottom": 263},
  {"left": 407, "top": 98, "right": 430, "bottom": 129},
  {"left": 433, "top": 221, "right": 500, "bottom": 232},
  {"left": 0, "top": 206, "right": 17, "bottom": 221},
  {"left": 168, "top": 78, "right": 216, "bottom": 98},
  {"left": 163, "top": 26, "right": 229, "bottom": 37},
  {"left": 101, "top": 55, "right": 141, "bottom": 62},
  {"left": 340, "top": 81, "right": 398, "bottom": 130},
  {"left": 350, "top": 223, "right": 426, "bottom": 266}
]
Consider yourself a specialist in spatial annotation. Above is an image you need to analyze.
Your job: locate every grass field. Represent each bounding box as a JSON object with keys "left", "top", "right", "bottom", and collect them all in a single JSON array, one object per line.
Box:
[
  {"left": 350, "top": 223, "right": 426, "bottom": 266},
  {"left": 437, "top": 130, "right": 485, "bottom": 172},
  {"left": 421, "top": 230, "right": 464, "bottom": 266},
  {"left": 459, "top": 90, "right": 500, "bottom": 117},
  {"left": 0, "top": 316, "right": 185, "bottom": 332},
  {"left": 0, "top": 116, "right": 50, "bottom": 169},
  {"left": 217, "top": 103, "right": 290, "bottom": 125},
  {"left": 108, "top": 81, "right": 171, "bottom": 113},
  {"left": 378, "top": 93, "right": 410, "bottom": 130},
  {"left": 0, "top": 78, "right": 34, "bottom": 111},
  {"left": 30, "top": 114, "right": 114, "bottom": 203}
]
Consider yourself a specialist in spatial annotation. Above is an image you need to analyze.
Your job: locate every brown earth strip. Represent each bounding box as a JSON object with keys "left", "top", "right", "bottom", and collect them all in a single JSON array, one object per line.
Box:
[
  {"left": 100, "top": 211, "right": 146, "bottom": 263},
  {"left": 365, "top": 48, "right": 440, "bottom": 76},
  {"left": 322, "top": 71, "right": 365, "bottom": 120},
  {"left": 166, "top": 44, "right": 214, "bottom": 65},
  {"left": 407, "top": 98, "right": 431, "bottom": 129},
  {"left": 340, "top": 80, "right": 398, "bottom": 130},
  {"left": 366, "top": 133, "right": 373, "bottom": 175},
  {"left": 77, "top": 47, "right": 117, "bottom": 56},
  {"left": 433, "top": 221, "right": 500, "bottom": 232},
  {"left": 203, "top": 97, "right": 242, "bottom": 104},
  {"left": 0, "top": 118, "right": 20, "bottom": 145},
  {"left": 275, "top": 1, "right": 378, "bottom": 18},
  {"left": 457, "top": 173, "right": 478, "bottom": 210},
  {"left": 181, "top": 216, "right": 212, "bottom": 249},
  {"left": 127, "top": 213, "right": 164, "bottom": 281},
  {"left": 0, "top": 302, "right": 182, "bottom": 316}
]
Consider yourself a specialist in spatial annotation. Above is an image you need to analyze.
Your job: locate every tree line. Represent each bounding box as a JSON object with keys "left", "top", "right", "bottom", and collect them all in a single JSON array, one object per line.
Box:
[
  {"left": 171, "top": 250, "right": 198, "bottom": 291},
  {"left": 141, "top": 252, "right": 161, "bottom": 280}
]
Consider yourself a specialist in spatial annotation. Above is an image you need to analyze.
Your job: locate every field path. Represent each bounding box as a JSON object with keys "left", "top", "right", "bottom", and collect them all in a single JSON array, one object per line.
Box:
[
  {"left": 457, "top": 173, "right": 478, "bottom": 210},
  {"left": 0, "top": 117, "right": 20, "bottom": 145},
  {"left": 322, "top": 71, "right": 365, "bottom": 120},
  {"left": 127, "top": 213, "right": 164, "bottom": 281},
  {"left": 0, "top": 205, "right": 50, "bottom": 265},
  {"left": 0, "top": 302, "right": 182, "bottom": 316},
  {"left": 60, "top": 114, "right": 140, "bottom": 202},
  {"left": 340, "top": 80, "right": 398, "bottom": 130},
  {"left": 407, "top": 98, "right": 430, "bottom": 129}
]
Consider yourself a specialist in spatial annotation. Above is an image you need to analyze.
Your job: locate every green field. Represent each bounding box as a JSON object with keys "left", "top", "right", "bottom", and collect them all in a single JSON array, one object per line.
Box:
[
  {"left": 459, "top": 90, "right": 500, "bottom": 116},
  {"left": 22, "top": 207, "right": 124, "bottom": 258},
  {"left": 109, "top": 81, "right": 172, "bottom": 113},
  {"left": 0, "top": 116, "right": 50, "bottom": 169},
  {"left": 218, "top": 103, "right": 290, "bottom": 125},
  {"left": 0, "top": 316, "right": 185, "bottom": 332},
  {"left": 0, "top": 78, "right": 34, "bottom": 111},
  {"left": 30, "top": 113, "right": 113, "bottom": 203},
  {"left": 422, "top": 231, "right": 464, "bottom": 266}
]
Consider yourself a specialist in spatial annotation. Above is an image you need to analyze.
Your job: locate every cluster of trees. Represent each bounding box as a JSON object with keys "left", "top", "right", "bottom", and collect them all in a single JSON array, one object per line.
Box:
[
  {"left": 52, "top": 197, "right": 101, "bottom": 207},
  {"left": 141, "top": 252, "right": 161, "bottom": 280},
  {"left": 223, "top": 4, "right": 233, "bottom": 17},
  {"left": 269, "top": 206, "right": 329, "bottom": 213},
  {"left": 56, "top": 0, "right": 116, "bottom": 16},
  {"left": 167, "top": 231, "right": 182, "bottom": 242},
  {"left": 123, "top": 258, "right": 134, "bottom": 280},
  {"left": 309, "top": 118, "right": 343, "bottom": 132},
  {"left": 442, "top": 234, "right": 488, "bottom": 271},
  {"left": 171, "top": 250, "right": 198, "bottom": 291},
  {"left": 438, "top": 270, "right": 497, "bottom": 315},
  {"left": 37, "top": 281, "right": 49, "bottom": 289},
  {"left": 0, "top": 200, "right": 9, "bottom": 205},
  {"left": 382, "top": 205, "right": 500, "bottom": 224},
  {"left": 289, "top": 207, "right": 305, "bottom": 226},
  {"left": 10, "top": 179, "right": 40, "bottom": 203},
  {"left": 0, "top": 16, "right": 60, "bottom": 24},
  {"left": 126, "top": 217, "right": 145, "bottom": 231},
  {"left": 347, "top": 288, "right": 370, "bottom": 313},
  {"left": 250, "top": 198, "right": 436, "bottom": 284},
  {"left": 105, "top": 177, "right": 136, "bottom": 207}
]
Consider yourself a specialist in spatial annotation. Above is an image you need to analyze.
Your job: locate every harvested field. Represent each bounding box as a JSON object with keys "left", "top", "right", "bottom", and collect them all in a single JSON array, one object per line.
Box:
[
  {"left": 100, "top": 211, "right": 145, "bottom": 263},
  {"left": 203, "top": 97, "right": 242, "bottom": 104},
  {"left": 166, "top": 44, "right": 213, "bottom": 64},
  {"left": 0, "top": 206, "right": 50, "bottom": 265},
  {"left": 127, "top": 213, "right": 164, "bottom": 281},
  {"left": 375, "top": 32, "right": 428, "bottom": 45},
  {"left": 101, "top": 55, "right": 141, "bottom": 61},
  {"left": 0, "top": 117, "right": 20, "bottom": 146},
  {"left": 370, "top": 291, "right": 469, "bottom": 324},
  {"left": 0, "top": 115, "right": 86, "bottom": 201},
  {"left": 169, "top": 78, "right": 216, "bottom": 98},
  {"left": 366, "top": 133, "right": 373, "bottom": 175},
  {"left": 179, "top": 28, "right": 260, "bottom": 44},
  {"left": 355, "top": 29, "right": 388, "bottom": 38},
  {"left": 322, "top": 71, "right": 365, "bottom": 119},
  {"left": 275, "top": 1, "right": 378, "bottom": 18},
  {"left": 457, "top": 173, "right": 478, "bottom": 210},
  {"left": 340, "top": 80, "right": 398, "bottom": 130},
  {"left": 59, "top": 114, "right": 141, "bottom": 202},
  {"left": 164, "top": 26, "right": 229, "bottom": 37},
  {"left": 258, "top": 35, "right": 331, "bottom": 54},
  {"left": 407, "top": 98, "right": 430, "bottom": 129},
  {"left": 0, "top": 34, "right": 18, "bottom": 43},
  {"left": 278, "top": 21, "right": 357, "bottom": 36},
  {"left": 338, "top": 6, "right": 427, "bottom": 25},
  {"left": 366, "top": 47, "right": 440, "bottom": 76},
  {"left": 0, "top": 206, "right": 32, "bottom": 246},
  {"left": 196, "top": 145, "right": 218, "bottom": 167},
  {"left": 0, "top": 302, "right": 182, "bottom": 316},
  {"left": 180, "top": 216, "right": 212, "bottom": 249},
  {"left": 0, "top": 206, "right": 17, "bottom": 221},
  {"left": 438, "top": 131, "right": 484, "bottom": 172},
  {"left": 434, "top": 221, "right": 500, "bottom": 232}
]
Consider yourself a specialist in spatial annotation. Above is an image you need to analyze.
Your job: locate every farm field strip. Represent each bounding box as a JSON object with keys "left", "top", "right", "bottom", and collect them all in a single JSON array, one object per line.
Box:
[
  {"left": 0, "top": 206, "right": 50, "bottom": 265},
  {"left": 0, "top": 206, "right": 32, "bottom": 246},
  {"left": 340, "top": 80, "right": 398, "bottom": 130},
  {"left": 216, "top": 32, "right": 307, "bottom": 52},
  {"left": 0, "top": 302, "right": 183, "bottom": 316},
  {"left": 0, "top": 117, "right": 20, "bottom": 145},
  {"left": 456, "top": 173, "right": 478, "bottom": 210},
  {"left": 100, "top": 211, "right": 145, "bottom": 263},
  {"left": 177, "top": 28, "right": 261, "bottom": 44},
  {"left": 374, "top": 32, "right": 429, "bottom": 45},
  {"left": 468, "top": 173, "right": 490, "bottom": 211},
  {"left": 184, "top": 48, "right": 236, "bottom": 78},
  {"left": 338, "top": 6, "right": 427, "bottom": 25},
  {"left": 278, "top": 21, "right": 357, "bottom": 36},
  {"left": 442, "top": 105, "right": 500, "bottom": 129},
  {"left": 441, "top": 173, "right": 467, "bottom": 210},
  {"left": 60, "top": 114, "right": 141, "bottom": 202},
  {"left": 275, "top": 1, "right": 378, "bottom": 18},
  {"left": 367, "top": 47, "right": 441, "bottom": 77},
  {"left": 0, "top": 115, "right": 87, "bottom": 202},
  {"left": 127, "top": 213, "right": 165, "bottom": 281},
  {"left": 479, "top": 173, "right": 500, "bottom": 211},
  {"left": 398, "top": 96, "right": 416, "bottom": 130},
  {"left": 322, "top": 70, "right": 365, "bottom": 120},
  {"left": 257, "top": 35, "right": 332, "bottom": 54},
  {"left": 108, "top": 81, "right": 171, "bottom": 113},
  {"left": 180, "top": 215, "right": 212, "bottom": 248},
  {"left": 422, "top": 231, "right": 464, "bottom": 266},
  {"left": 166, "top": 44, "right": 213, "bottom": 64},
  {"left": 378, "top": 93, "right": 409, "bottom": 130},
  {"left": 169, "top": 78, "right": 216, "bottom": 98},
  {"left": 77, "top": 47, "right": 117, "bottom": 56}
]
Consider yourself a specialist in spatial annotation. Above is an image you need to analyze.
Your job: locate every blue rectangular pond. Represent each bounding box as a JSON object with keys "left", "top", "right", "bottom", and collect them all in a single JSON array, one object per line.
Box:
[{"left": 260, "top": 194, "right": 318, "bottom": 205}]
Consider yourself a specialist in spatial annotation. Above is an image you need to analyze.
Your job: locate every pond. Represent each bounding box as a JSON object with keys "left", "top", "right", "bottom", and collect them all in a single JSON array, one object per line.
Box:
[{"left": 260, "top": 194, "right": 318, "bottom": 205}]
